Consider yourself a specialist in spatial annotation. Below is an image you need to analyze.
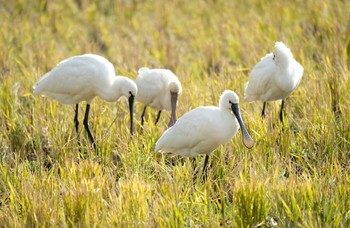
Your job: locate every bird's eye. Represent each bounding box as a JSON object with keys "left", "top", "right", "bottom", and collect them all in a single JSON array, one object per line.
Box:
[
  {"left": 129, "top": 91, "right": 132, "bottom": 96},
  {"left": 229, "top": 101, "right": 232, "bottom": 104}
]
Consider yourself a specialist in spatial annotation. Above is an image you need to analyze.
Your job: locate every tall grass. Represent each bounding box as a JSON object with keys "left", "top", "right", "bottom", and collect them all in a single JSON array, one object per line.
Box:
[{"left": 0, "top": 0, "right": 349, "bottom": 226}]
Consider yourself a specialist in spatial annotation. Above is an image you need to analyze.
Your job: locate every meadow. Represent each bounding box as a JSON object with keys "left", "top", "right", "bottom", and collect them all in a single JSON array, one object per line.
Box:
[{"left": 0, "top": 0, "right": 349, "bottom": 226}]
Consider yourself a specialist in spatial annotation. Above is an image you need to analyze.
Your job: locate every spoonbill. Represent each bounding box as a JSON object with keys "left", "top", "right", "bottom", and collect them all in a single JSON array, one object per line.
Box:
[
  {"left": 155, "top": 90, "right": 254, "bottom": 180},
  {"left": 135, "top": 67, "right": 182, "bottom": 127},
  {"left": 33, "top": 54, "right": 137, "bottom": 149},
  {"left": 244, "top": 41, "right": 304, "bottom": 123}
]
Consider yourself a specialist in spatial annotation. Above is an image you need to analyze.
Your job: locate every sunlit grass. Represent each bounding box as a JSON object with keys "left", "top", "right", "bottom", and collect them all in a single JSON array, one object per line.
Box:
[{"left": 0, "top": 0, "right": 350, "bottom": 226}]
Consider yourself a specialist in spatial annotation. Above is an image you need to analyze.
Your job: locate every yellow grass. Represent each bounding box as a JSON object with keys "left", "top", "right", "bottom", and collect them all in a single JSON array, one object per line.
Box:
[{"left": 0, "top": 0, "right": 349, "bottom": 226}]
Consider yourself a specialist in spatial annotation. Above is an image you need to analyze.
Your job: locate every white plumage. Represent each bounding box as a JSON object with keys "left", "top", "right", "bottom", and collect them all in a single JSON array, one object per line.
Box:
[
  {"left": 155, "top": 90, "right": 254, "bottom": 179},
  {"left": 33, "top": 54, "right": 138, "bottom": 148},
  {"left": 244, "top": 42, "right": 303, "bottom": 122},
  {"left": 135, "top": 67, "right": 182, "bottom": 127}
]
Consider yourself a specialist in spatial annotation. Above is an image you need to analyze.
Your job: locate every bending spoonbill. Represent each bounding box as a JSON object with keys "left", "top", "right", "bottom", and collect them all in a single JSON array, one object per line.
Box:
[
  {"left": 135, "top": 67, "right": 182, "bottom": 127},
  {"left": 244, "top": 41, "right": 304, "bottom": 123},
  {"left": 155, "top": 90, "right": 254, "bottom": 180},
  {"left": 33, "top": 54, "right": 137, "bottom": 149}
]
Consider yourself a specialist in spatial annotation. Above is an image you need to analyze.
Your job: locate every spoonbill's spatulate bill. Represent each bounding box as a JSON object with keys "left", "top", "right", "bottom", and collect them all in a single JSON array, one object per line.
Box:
[
  {"left": 33, "top": 54, "right": 137, "bottom": 149},
  {"left": 135, "top": 67, "right": 182, "bottom": 127},
  {"left": 244, "top": 41, "right": 304, "bottom": 123},
  {"left": 155, "top": 90, "right": 254, "bottom": 180}
]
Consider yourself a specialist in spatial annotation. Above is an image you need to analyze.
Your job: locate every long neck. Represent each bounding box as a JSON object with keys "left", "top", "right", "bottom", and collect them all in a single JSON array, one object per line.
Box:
[
  {"left": 277, "top": 59, "right": 292, "bottom": 68},
  {"left": 276, "top": 52, "right": 293, "bottom": 67},
  {"left": 98, "top": 76, "right": 124, "bottom": 102}
]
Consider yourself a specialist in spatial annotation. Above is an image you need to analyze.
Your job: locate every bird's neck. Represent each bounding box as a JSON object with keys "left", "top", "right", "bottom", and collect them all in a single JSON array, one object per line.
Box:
[
  {"left": 276, "top": 58, "right": 292, "bottom": 68},
  {"left": 98, "top": 77, "right": 123, "bottom": 102}
]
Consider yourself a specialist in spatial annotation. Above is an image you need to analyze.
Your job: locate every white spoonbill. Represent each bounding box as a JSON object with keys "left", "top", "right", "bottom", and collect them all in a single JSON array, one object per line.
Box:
[
  {"left": 244, "top": 41, "right": 304, "bottom": 123},
  {"left": 155, "top": 90, "right": 254, "bottom": 180},
  {"left": 135, "top": 67, "right": 182, "bottom": 127},
  {"left": 33, "top": 54, "right": 137, "bottom": 149}
]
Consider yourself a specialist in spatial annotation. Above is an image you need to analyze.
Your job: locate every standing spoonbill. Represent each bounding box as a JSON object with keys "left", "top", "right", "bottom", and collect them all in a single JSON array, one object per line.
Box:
[
  {"left": 135, "top": 67, "right": 182, "bottom": 127},
  {"left": 155, "top": 90, "right": 254, "bottom": 180},
  {"left": 244, "top": 41, "right": 304, "bottom": 123},
  {"left": 33, "top": 54, "right": 137, "bottom": 149}
]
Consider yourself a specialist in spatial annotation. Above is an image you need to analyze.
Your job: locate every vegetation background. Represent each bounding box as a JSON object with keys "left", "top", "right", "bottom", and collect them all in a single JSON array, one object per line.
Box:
[{"left": 0, "top": 0, "right": 349, "bottom": 226}]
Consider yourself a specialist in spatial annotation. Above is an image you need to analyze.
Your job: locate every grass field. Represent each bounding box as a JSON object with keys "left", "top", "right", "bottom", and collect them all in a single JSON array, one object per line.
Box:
[{"left": 0, "top": 0, "right": 350, "bottom": 226}]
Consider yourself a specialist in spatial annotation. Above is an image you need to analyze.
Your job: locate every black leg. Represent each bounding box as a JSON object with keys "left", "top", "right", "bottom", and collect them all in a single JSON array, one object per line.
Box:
[
  {"left": 202, "top": 155, "right": 210, "bottom": 182},
  {"left": 74, "top": 104, "right": 83, "bottom": 151},
  {"left": 191, "top": 157, "right": 197, "bottom": 172},
  {"left": 191, "top": 157, "right": 198, "bottom": 180},
  {"left": 155, "top": 110, "right": 162, "bottom": 125},
  {"left": 74, "top": 104, "right": 79, "bottom": 135},
  {"left": 279, "top": 100, "right": 285, "bottom": 123},
  {"left": 261, "top": 102, "right": 266, "bottom": 118},
  {"left": 141, "top": 105, "right": 147, "bottom": 126},
  {"left": 83, "top": 104, "right": 96, "bottom": 150}
]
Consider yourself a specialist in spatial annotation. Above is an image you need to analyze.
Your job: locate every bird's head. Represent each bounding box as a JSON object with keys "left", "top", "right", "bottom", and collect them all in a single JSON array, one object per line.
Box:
[
  {"left": 219, "top": 90, "right": 240, "bottom": 110},
  {"left": 167, "top": 81, "right": 182, "bottom": 128},
  {"left": 273, "top": 41, "right": 293, "bottom": 66},
  {"left": 121, "top": 78, "right": 138, "bottom": 99},
  {"left": 219, "top": 90, "right": 254, "bottom": 149},
  {"left": 168, "top": 81, "right": 182, "bottom": 95}
]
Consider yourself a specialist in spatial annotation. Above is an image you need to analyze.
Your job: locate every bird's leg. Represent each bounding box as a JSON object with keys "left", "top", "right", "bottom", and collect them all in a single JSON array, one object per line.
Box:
[
  {"left": 74, "top": 104, "right": 80, "bottom": 135},
  {"left": 155, "top": 110, "right": 162, "bottom": 125},
  {"left": 202, "top": 155, "right": 210, "bottom": 182},
  {"left": 279, "top": 100, "right": 285, "bottom": 123},
  {"left": 74, "top": 103, "right": 83, "bottom": 152},
  {"left": 191, "top": 157, "right": 199, "bottom": 180},
  {"left": 83, "top": 104, "right": 96, "bottom": 150},
  {"left": 141, "top": 105, "right": 147, "bottom": 126},
  {"left": 261, "top": 102, "right": 266, "bottom": 118},
  {"left": 128, "top": 94, "right": 135, "bottom": 136}
]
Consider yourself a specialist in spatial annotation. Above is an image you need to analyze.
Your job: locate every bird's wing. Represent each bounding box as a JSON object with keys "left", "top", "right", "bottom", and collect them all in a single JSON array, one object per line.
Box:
[
  {"left": 155, "top": 106, "right": 220, "bottom": 156},
  {"left": 274, "top": 58, "right": 304, "bottom": 95},
  {"left": 135, "top": 68, "right": 168, "bottom": 104},
  {"left": 292, "top": 60, "right": 304, "bottom": 88},
  {"left": 136, "top": 72, "right": 164, "bottom": 92},
  {"left": 33, "top": 57, "right": 75, "bottom": 87},
  {"left": 244, "top": 53, "right": 276, "bottom": 102},
  {"left": 138, "top": 68, "right": 178, "bottom": 85},
  {"left": 33, "top": 57, "right": 99, "bottom": 96}
]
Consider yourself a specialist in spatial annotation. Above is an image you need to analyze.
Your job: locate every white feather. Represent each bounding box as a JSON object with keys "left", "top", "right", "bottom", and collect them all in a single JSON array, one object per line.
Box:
[
  {"left": 155, "top": 90, "right": 252, "bottom": 157},
  {"left": 244, "top": 42, "right": 303, "bottom": 102},
  {"left": 135, "top": 67, "right": 182, "bottom": 110},
  {"left": 33, "top": 54, "right": 137, "bottom": 104}
]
